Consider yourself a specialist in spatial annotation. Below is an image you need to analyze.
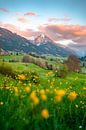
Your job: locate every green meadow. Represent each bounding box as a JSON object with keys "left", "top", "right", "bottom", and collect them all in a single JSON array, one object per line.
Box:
[{"left": 0, "top": 55, "right": 86, "bottom": 130}]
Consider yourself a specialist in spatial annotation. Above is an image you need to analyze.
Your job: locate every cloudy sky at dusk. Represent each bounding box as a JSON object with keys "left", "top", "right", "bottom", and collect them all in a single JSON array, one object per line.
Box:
[{"left": 0, "top": 0, "right": 86, "bottom": 48}]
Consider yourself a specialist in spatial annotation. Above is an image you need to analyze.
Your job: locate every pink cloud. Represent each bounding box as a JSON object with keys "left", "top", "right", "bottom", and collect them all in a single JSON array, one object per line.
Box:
[
  {"left": 17, "top": 17, "right": 29, "bottom": 23},
  {"left": 0, "top": 22, "right": 40, "bottom": 39},
  {"left": 39, "top": 24, "right": 86, "bottom": 45},
  {"left": 15, "top": 12, "right": 21, "bottom": 15},
  {"left": 0, "top": 8, "right": 9, "bottom": 12},
  {"left": 0, "top": 22, "right": 20, "bottom": 33},
  {"left": 73, "top": 30, "right": 86, "bottom": 36},
  {"left": 20, "top": 29, "right": 41, "bottom": 39},
  {"left": 0, "top": 21, "right": 86, "bottom": 46},
  {"left": 24, "top": 12, "right": 37, "bottom": 16}
]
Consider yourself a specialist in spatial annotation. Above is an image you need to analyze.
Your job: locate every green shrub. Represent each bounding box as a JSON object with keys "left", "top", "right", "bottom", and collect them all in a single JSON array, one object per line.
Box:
[
  {"left": 54, "top": 65, "right": 68, "bottom": 78},
  {"left": 34, "top": 59, "right": 47, "bottom": 69},
  {"left": 22, "top": 55, "right": 47, "bottom": 69},
  {"left": 9, "top": 59, "right": 19, "bottom": 62},
  {"left": 22, "top": 55, "right": 54, "bottom": 70},
  {"left": 0, "top": 63, "right": 16, "bottom": 78},
  {"left": 45, "top": 61, "right": 53, "bottom": 70},
  {"left": 22, "top": 55, "right": 34, "bottom": 63}
]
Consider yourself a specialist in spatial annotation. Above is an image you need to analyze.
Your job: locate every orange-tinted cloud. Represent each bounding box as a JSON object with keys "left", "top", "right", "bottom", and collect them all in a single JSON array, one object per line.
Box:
[
  {"left": 39, "top": 24, "right": 86, "bottom": 44},
  {"left": 0, "top": 21, "right": 86, "bottom": 45},
  {"left": 0, "top": 8, "right": 9, "bottom": 12},
  {"left": 24, "top": 12, "right": 37, "bottom": 16},
  {"left": 73, "top": 30, "right": 86, "bottom": 36},
  {"left": 48, "top": 16, "right": 71, "bottom": 22},
  {"left": 20, "top": 29, "right": 41, "bottom": 39},
  {"left": 17, "top": 17, "right": 29, "bottom": 23}
]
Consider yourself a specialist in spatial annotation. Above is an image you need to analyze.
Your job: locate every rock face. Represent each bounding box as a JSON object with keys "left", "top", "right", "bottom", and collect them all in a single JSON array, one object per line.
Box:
[
  {"left": 0, "top": 48, "right": 9, "bottom": 55},
  {"left": 34, "top": 34, "right": 53, "bottom": 45},
  {"left": 0, "top": 27, "right": 74, "bottom": 56}
]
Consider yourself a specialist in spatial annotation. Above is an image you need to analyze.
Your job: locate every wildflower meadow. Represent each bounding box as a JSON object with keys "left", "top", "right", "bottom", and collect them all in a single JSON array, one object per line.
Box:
[{"left": 0, "top": 61, "right": 86, "bottom": 130}]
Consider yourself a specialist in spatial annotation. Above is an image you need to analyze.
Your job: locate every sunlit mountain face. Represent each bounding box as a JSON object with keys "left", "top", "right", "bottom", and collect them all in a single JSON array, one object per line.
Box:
[{"left": 0, "top": 0, "right": 86, "bottom": 57}]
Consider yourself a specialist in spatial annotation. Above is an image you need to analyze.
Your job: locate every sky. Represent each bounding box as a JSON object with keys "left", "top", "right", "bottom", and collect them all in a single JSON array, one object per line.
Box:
[{"left": 0, "top": 0, "right": 86, "bottom": 48}]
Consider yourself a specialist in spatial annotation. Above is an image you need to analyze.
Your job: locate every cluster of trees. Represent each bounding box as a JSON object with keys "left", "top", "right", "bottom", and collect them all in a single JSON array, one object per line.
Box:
[
  {"left": 22, "top": 55, "right": 55, "bottom": 70},
  {"left": 66, "top": 55, "right": 81, "bottom": 72},
  {"left": 22, "top": 54, "right": 81, "bottom": 73},
  {"left": 0, "top": 53, "right": 82, "bottom": 79}
]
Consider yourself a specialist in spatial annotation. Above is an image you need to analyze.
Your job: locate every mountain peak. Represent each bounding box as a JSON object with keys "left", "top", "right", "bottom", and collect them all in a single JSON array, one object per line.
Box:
[
  {"left": 34, "top": 33, "right": 52, "bottom": 45},
  {"left": 0, "top": 27, "right": 78, "bottom": 57}
]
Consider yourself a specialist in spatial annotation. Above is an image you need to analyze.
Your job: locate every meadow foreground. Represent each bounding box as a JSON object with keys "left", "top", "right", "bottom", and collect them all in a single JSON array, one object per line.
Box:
[{"left": 0, "top": 62, "right": 86, "bottom": 130}]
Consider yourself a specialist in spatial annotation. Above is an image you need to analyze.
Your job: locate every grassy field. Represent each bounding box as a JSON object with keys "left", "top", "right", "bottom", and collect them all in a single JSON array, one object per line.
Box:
[
  {"left": 0, "top": 59, "right": 86, "bottom": 130},
  {"left": 0, "top": 54, "right": 24, "bottom": 62}
]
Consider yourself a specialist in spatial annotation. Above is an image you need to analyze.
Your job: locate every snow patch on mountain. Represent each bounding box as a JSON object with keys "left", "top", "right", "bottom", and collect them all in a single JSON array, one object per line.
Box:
[
  {"left": 55, "top": 39, "right": 77, "bottom": 46},
  {"left": 33, "top": 34, "right": 53, "bottom": 45}
]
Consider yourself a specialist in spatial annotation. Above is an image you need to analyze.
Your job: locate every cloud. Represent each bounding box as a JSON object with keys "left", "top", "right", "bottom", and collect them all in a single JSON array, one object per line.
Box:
[
  {"left": 39, "top": 24, "right": 86, "bottom": 45},
  {"left": 15, "top": 12, "right": 21, "bottom": 15},
  {"left": 0, "top": 22, "right": 40, "bottom": 39},
  {"left": 0, "top": 21, "right": 86, "bottom": 46},
  {"left": 19, "top": 29, "right": 41, "bottom": 39},
  {"left": 73, "top": 30, "right": 86, "bottom": 36},
  {"left": 0, "top": 22, "right": 20, "bottom": 33},
  {"left": 17, "top": 17, "right": 29, "bottom": 23},
  {"left": 0, "top": 8, "right": 9, "bottom": 12},
  {"left": 48, "top": 16, "right": 71, "bottom": 22},
  {"left": 24, "top": 12, "right": 37, "bottom": 16}
]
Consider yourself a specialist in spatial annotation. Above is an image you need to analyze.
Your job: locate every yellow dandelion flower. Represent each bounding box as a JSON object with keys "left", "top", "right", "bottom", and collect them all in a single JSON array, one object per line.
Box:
[
  {"left": 55, "top": 95, "right": 62, "bottom": 102},
  {"left": 40, "top": 89, "right": 45, "bottom": 95},
  {"left": 41, "top": 94, "right": 47, "bottom": 101},
  {"left": 33, "top": 97, "right": 39, "bottom": 105},
  {"left": 25, "top": 87, "right": 31, "bottom": 93},
  {"left": 18, "top": 74, "right": 26, "bottom": 80},
  {"left": 41, "top": 109, "right": 49, "bottom": 119},
  {"left": 68, "top": 91, "right": 77, "bottom": 101},
  {"left": 30, "top": 91, "right": 39, "bottom": 105},
  {"left": 56, "top": 89, "right": 66, "bottom": 97},
  {"left": 30, "top": 91, "right": 36, "bottom": 99}
]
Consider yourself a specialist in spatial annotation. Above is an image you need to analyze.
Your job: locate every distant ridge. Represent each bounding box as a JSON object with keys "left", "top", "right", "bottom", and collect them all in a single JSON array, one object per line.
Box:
[{"left": 0, "top": 27, "right": 74, "bottom": 56}]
